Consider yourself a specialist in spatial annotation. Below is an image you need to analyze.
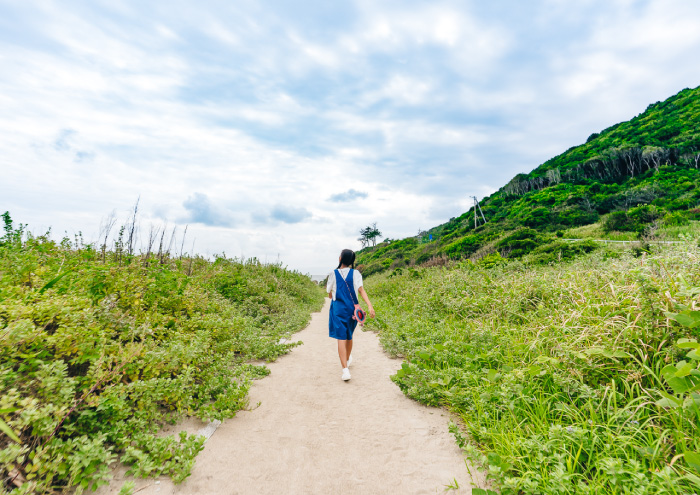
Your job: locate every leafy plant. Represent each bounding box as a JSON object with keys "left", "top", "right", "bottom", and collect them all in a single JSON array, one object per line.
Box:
[
  {"left": 365, "top": 240, "right": 700, "bottom": 493},
  {"left": 0, "top": 216, "right": 324, "bottom": 493}
]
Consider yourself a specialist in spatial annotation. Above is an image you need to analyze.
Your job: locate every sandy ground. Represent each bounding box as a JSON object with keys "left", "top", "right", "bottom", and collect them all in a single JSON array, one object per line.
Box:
[{"left": 99, "top": 300, "right": 477, "bottom": 495}]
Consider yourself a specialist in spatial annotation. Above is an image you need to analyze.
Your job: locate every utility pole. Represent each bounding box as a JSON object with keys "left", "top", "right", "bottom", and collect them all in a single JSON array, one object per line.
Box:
[{"left": 472, "top": 196, "right": 487, "bottom": 229}]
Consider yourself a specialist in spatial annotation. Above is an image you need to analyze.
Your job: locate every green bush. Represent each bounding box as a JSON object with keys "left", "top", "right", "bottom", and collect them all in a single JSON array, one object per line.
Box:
[
  {"left": 365, "top": 241, "right": 700, "bottom": 494},
  {"left": 662, "top": 211, "right": 690, "bottom": 227},
  {"left": 628, "top": 204, "right": 663, "bottom": 225},
  {"left": 496, "top": 228, "right": 547, "bottom": 258},
  {"left": 521, "top": 207, "right": 551, "bottom": 228},
  {"left": 555, "top": 207, "right": 599, "bottom": 227},
  {"left": 0, "top": 216, "right": 323, "bottom": 493},
  {"left": 442, "top": 235, "right": 483, "bottom": 259},
  {"left": 477, "top": 252, "right": 507, "bottom": 268},
  {"left": 526, "top": 240, "right": 599, "bottom": 265},
  {"left": 357, "top": 261, "right": 384, "bottom": 277},
  {"left": 603, "top": 205, "right": 665, "bottom": 234},
  {"left": 602, "top": 210, "right": 636, "bottom": 232}
]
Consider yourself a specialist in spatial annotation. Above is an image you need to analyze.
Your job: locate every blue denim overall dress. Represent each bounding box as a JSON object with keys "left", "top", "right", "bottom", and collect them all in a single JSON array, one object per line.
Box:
[{"left": 328, "top": 269, "right": 358, "bottom": 340}]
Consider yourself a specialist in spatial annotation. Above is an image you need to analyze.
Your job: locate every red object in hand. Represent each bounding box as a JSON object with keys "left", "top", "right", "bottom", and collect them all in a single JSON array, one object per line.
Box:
[{"left": 353, "top": 305, "right": 366, "bottom": 324}]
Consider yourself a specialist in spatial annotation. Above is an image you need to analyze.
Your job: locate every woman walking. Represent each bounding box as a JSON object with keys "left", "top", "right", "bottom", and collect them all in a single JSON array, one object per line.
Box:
[{"left": 327, "top": 249, "right": 375, "bottom": 381}]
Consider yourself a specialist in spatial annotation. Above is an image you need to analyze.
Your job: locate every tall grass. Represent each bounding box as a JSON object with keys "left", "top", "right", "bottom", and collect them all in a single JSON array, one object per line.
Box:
[
  {"left": 0, "top": 217, "right": 324, "bottom": 493},
  {"left": 365, "top": 240, "right": 700, "bottom": 494}
]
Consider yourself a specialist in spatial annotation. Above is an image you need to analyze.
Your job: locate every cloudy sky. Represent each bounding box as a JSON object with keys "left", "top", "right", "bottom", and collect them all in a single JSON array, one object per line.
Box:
[{"left": 2, "top": 0, "right": 700, "bottom": 275}]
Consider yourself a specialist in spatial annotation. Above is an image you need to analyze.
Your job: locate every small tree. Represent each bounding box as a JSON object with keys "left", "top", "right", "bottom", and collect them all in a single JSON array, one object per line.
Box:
[
  {"left": 359, "top": 223, "right": 382, "bottom": 247},
  {"left": 1, "top": 212, "right": 25, "bottom": 246},
  {"left": 368, "top": 223, "right": 382, "bottom": 246}
]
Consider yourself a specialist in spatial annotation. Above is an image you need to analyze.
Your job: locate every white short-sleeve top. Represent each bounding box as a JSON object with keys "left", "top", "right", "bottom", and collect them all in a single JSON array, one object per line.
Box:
[{"left": 326, "top": 267, "right": 363, "bottom": 301}]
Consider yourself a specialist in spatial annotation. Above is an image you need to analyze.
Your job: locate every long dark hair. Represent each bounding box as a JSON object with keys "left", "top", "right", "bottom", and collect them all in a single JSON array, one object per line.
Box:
[{"left": 337, "top": 249, "right": 356, "bottom": 269}]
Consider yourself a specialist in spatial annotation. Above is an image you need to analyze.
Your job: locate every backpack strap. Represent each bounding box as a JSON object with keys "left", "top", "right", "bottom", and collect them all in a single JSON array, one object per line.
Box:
[
  {"left": 341, "top": 269, "right": 360, "bottom": 305},
  {"left": 343, "top": 270, "right": 365, "bottom": 324}
]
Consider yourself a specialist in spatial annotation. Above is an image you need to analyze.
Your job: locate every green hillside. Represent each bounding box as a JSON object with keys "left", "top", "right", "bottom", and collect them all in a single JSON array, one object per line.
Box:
[{"left": 357, "top": 86, "right": 700, "bottom": 274}]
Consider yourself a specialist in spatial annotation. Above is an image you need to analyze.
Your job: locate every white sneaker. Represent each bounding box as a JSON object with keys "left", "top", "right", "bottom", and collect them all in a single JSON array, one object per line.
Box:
[
  {"left": 341, "top": 368, "right": 351, "bottom": 381},
  {"left": 347, "top": 355, "right": 353, "bottom": 366}
]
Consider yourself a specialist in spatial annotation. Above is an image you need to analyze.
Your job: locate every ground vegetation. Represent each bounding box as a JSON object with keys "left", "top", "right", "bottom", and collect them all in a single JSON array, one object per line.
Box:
[
  {"left": 365, "top": 241, "right": 700, "bottom": 494},
  {"left": 0, "top": 213, "right": 324, "bottom": 494}
]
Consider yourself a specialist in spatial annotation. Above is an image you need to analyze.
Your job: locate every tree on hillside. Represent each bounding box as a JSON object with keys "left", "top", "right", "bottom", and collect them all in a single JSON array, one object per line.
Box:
[
  {"left": 642, "top": 146, "right": 669, "bottom": 171},
  {"left": 359, "top": 223, "right": 382, "bottom": 248}
]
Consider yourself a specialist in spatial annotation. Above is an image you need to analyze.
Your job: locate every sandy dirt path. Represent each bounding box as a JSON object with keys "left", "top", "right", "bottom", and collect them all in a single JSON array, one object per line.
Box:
[{"left": 102, "top": 300, "right": 476, "bottom": 495}]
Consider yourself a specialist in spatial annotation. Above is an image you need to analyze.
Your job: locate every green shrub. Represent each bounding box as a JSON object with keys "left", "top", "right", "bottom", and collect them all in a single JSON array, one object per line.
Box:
[
  {"left": 662, "top": 211, "right": 690, "bottom": 227},
  {"left": 628, "top": 204, "right": 663, "bottom": 225},
  {"left": 477, "top": 252, "right": 506, "bottom": 268},
  {"left": 496, "top": 228, "right": 547, "bottom": 258},
  {"left": 443, "top": 236, "right": 482, "bottom": 259},
  {"left": 365, "top": 241, "right": 700, "bottom": 494},
  {"left": 0, "top": 218, "right": 324, "bottom": 493},
  {"left": 555, "top": 207, "right": 599, "bottom": 227},
  {"left": 602, "top": 210, "right": 636, "bottom": 232},
  {"left": 357, "top": 261, "right": 384, "bottom": 277},
  {"left": 526, "top": 240, "right": 599, "bottom": 265},
  {"left": 604, "top": 205, "right": 665, "bottom": 234},
  {"left": 521, "top": 207, "right": 551, "bottom": 228}
]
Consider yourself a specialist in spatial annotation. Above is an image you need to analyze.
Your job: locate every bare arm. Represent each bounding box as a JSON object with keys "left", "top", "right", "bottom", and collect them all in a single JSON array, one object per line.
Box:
[{"left": 358, "top": 286, "right": 375, "bottom": 318}]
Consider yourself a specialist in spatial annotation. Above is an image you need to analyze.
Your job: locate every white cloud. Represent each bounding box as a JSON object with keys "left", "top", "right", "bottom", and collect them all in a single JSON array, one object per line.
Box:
[
  {"left": 362, "top": 74, "right": 434, "bottom": 106},
  {"left": 352, "top": 2, "right": 511, "bottom": 72},
  {"left": 2, "top": 0, "right": 700, "bottom": 275}
]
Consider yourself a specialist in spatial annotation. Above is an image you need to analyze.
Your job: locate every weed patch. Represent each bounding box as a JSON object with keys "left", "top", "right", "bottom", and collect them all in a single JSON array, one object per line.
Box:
[
  {"left": 366, "top": 242, "right": 700, "bottom": 493},
  {"left": 0, "top": 218, "right": 323, "bottom": 493}
]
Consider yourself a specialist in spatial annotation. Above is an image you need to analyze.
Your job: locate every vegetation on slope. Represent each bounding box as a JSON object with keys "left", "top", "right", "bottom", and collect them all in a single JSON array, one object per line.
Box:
[
  {"left": 365, "top": 241, "right": 700, "bottom": 494},
  {"left": 357, "top": 86, "right": 700, "bottom": 275},
  {"left": 0, "top": 213, "right": 324, "bottom": 494}
]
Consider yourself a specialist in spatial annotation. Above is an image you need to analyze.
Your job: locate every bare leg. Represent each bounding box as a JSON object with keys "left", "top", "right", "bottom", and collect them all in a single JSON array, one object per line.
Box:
[
  {"left": 337, "top": 339, "right": 349, "bottom": 368},
  {"left": 345, "top": 340, "right": 353, "bottom": 362}
]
